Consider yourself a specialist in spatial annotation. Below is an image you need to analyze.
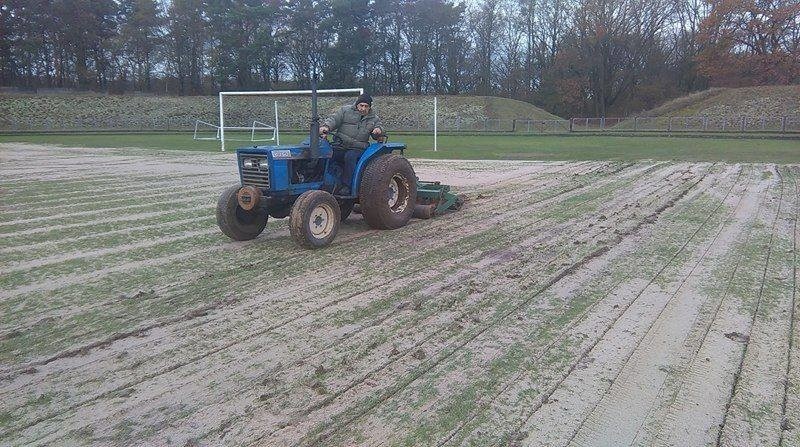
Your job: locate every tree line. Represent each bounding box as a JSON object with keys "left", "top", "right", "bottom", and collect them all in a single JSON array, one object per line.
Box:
[{"left": 1, "top": 0, "right": 798, "bottom": 116}]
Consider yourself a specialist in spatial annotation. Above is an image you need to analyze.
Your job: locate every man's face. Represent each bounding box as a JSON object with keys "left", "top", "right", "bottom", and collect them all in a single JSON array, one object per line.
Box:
[{"left": 356, "top": 102, "right": 370, "bottom": 115}]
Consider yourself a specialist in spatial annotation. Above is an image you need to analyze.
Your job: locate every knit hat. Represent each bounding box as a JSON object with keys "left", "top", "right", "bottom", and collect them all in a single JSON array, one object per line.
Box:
[{"left": 355, "top": 93, "right": 373, "bottom": 106}]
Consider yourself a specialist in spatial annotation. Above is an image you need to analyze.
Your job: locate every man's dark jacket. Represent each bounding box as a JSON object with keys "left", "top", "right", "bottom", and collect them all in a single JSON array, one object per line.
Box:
[{"left": 323, "top": 105, "right": 382, "bottom": 150}]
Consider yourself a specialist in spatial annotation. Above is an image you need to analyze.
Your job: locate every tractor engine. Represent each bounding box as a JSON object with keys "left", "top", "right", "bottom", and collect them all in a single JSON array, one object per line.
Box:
[{"left": 291, "top": 158, "right": 325, "bottom": 184}]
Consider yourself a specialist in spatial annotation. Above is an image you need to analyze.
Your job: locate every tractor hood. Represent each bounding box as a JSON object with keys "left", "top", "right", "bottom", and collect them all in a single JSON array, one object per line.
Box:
[{"left": 236, "top": 139, "right": 333, "bottom": 160}]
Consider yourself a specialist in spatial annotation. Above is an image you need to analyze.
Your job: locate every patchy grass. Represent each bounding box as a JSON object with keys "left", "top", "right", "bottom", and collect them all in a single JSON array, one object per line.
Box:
[
  {"left": 0, "top": 93, "right": 559, "bottom": 130},
  {"left": 643, "top": 85, "right": 800, "bottom": 118},
  {"left": 3, "top": 132, "right": 800, "bottom": 163},
  {"left": 2, "top": 145, "right": 797, "bottom": 446}
]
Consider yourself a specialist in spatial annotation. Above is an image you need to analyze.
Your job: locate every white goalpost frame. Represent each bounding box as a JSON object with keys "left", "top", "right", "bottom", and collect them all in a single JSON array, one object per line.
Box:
[
  {"left": 192, "top": 120, "right": 220, "bottom": 141},
  {"left": 218, "top": 88, "right": 364, "bottom": 152},
  {"left": 193, "top": 102, "right": 279, "bottom": 143}
]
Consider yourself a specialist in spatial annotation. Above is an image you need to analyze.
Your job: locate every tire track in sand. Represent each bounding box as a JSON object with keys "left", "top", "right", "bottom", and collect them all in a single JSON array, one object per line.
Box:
[
  {"left": 716, "top": 166, "right": 787, "bottom": 447},
  {"left": 636, "top": 167, "right": 772, "bottom": 447},
  {"left": 558, "top": 165, "right": 759, "bottom": 447},
  {"left": 269, "top": 167, "right": 722, "bottom": 447},
  {"left": 429, "top": 165, "right": 750, "bottom": 447},
  {"left": 0, "top": 162, "right": 668, "bottom": 444}
]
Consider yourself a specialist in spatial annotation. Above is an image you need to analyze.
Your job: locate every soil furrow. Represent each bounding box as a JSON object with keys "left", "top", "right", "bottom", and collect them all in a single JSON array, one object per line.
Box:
[
  {"left": 780, "top": 167, "right": 800, "bottom": 447},
  {"left": 0, "top": 181, "right": 620, "bottom": 440},
  {"left": 0, "top": 205, "right": 213, "bottom": 240},
  {"left": 0, "top": 178, "right": 231, "bottom": 220},
  {"left": 0, "top": 161, "right": 632, "bottom": 378},
  {"left": 559, "top": 168, "right": 749, "bottom": 446},
  {"left": 440, "top": 164, "right": 740, "bottom": 443},
  {"left": 779, "top": 166, "right": 799, "bottom": 446},
  {"left": 1, "top": 163, "right": 676, "bottom": 442},
  {"left": 419, "top": 165, "right": 727, "bottom": 447},
  {"left": 399, "top": 165, "right": 738, "bottom": 447},
  {"left": 0, "top": 162, "right": 599, "bottom": 330},
  {"left": 5, "top": 144, "right": 794, "bottom": 447},
  {"left": 716, "top": 165, "right": 788, "bottom": 447},
  {"left": 0, "top": 161, "right": 626, "bottom": 330},
  {"left": 719, "top": 166, "right": 796, "bottom": 446},
  {"left": 1, "top": 228, "right": 219, "bottom": 274},
  {"left": 0, "top": 194, "right": 215, "bottom": 230},
  {"left": 635, "top": 168, "right": 771, "bottom": 447},
  {"left": 563, "top": 166, "right": 755, "bottom": 446},
  {"left": 157, "top": 163, "right": 694, "bottom": 446},
  {"left": 0, "top": 174, "right": 232, "bottom": 210},
  {"left": 268, "top": 167, "right": 722, "bottom": 447},
  {"left": 430, "top": 165, "right": 751, "bottom": 447},
  {"left": 0, "top": 161, "right": 620, "bottom": 374},
  {"left": 638, "top": 171, "right": 781, "bottom": 447},
  {"left": 0, "top": 214, "right": 212, "bottom": 260}
]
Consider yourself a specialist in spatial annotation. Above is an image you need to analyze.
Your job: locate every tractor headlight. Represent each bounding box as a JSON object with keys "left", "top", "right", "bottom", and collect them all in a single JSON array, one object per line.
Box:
[
  {"left": 243, "top": 159, "right": 254, "bottom": 168},
  {"left": 259, "top": 160, "right": 270, "bottom": 168}
]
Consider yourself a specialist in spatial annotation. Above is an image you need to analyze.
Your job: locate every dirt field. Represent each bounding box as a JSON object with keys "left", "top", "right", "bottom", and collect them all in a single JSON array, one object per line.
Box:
[{"left": 1, "top": 143, "right": 799, "bottom": 447}]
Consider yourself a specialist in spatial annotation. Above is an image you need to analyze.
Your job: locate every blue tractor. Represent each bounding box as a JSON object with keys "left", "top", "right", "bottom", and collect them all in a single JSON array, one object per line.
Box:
[{"left": 216, "top": 84, "right": 462, "bottom": 249}]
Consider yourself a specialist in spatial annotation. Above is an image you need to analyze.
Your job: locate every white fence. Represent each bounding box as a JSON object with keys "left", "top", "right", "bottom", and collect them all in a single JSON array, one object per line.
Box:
[{"left": 569, "top": 116, "right": 800, "bottom": 133}]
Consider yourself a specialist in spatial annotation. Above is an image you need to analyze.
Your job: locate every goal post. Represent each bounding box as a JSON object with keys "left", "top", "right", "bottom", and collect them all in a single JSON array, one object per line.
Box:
[{"left": 218, "top": 88, "right": 364, "bottom": 152}]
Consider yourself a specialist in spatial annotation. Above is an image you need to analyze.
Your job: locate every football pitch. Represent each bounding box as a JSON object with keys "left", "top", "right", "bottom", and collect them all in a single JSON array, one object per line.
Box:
[{"left": 1, "top": 136, "right": 799, "bottom": 445}]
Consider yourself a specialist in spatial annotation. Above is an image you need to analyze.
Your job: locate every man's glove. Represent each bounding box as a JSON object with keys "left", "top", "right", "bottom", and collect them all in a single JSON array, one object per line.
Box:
[
  {"left": 319, "top": 125, "right": 330, "bottom": 136},
  {"left": 371, "top": 129, "right": 387, "bottom": 143}
]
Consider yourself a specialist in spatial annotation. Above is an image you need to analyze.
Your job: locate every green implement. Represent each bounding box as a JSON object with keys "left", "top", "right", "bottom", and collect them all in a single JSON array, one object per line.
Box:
[{"left": 413, "top": 180, "right": 465, "bottom": 219}]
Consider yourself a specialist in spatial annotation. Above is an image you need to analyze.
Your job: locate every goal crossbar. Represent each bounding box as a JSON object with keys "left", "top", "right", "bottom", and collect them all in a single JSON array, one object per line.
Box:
[{"left": 218, "top": 88, "right": 364, "bottom": 151}]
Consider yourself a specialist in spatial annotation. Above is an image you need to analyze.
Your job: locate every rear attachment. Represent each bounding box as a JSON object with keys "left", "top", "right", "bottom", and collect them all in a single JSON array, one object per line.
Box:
[{"left": 413, "top": 180, "right": 464, "bottom": 219}]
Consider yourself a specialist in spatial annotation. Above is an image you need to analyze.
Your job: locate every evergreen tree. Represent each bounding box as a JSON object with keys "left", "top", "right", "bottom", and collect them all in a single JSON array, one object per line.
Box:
[
  {"left": 118, "top": 0, "right": 164, "bottom": 91},
  {"left": 166, "top": 0, "right": 208, "bottom": 94}
]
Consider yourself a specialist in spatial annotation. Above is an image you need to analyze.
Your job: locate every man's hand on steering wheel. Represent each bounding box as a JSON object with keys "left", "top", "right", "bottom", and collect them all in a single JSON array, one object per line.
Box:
[
  {"left": 319, "top": 125, "right": 330, "bottom": 137},
  {"left": 371, "top": 127, "right": 386, "bottom": 143}
]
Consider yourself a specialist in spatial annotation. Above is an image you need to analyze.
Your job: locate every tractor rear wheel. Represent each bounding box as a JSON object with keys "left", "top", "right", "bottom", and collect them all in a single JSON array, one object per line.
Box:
[
  {"left": 289, "top": 190, "right": 341, "bottom": 249},
  {"left": 359, "top": 154, "right": 417, "bottom": 229},
  {"left": 216, "top": 185, "right": 268, "bottom": 241}
]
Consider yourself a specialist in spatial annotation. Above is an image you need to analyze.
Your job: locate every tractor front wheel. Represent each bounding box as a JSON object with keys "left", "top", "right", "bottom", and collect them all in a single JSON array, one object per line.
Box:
[
  {"left": 289, "top": 190, "right": 341, "bottom": 249},
  {"left": 216, "top": 185, "right": 268, "bottom": 241},
  {"left": 359, "top": 154, "right": 417, "bottom": 229}
]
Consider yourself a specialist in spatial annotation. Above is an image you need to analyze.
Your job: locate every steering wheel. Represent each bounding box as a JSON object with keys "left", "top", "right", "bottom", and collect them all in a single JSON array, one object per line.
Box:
[{"left": 371, "top": 130, "right": 388, "bottom": 143}]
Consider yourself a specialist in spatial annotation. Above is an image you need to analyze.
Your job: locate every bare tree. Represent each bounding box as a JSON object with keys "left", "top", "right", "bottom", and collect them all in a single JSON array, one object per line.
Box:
[{"left": 473, "top": 0, "right": 501, "bottom": 95}]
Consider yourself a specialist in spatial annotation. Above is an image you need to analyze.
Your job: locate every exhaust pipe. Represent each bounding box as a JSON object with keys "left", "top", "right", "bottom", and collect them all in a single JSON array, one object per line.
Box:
[{"left": 309, "top": 78, "right": 320, "bottom": 159}]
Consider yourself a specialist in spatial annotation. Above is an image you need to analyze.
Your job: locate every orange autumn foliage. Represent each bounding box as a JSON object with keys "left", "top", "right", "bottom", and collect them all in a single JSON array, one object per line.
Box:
[{"left": 697, "top": 0, "right": 800, "bottom": 86}]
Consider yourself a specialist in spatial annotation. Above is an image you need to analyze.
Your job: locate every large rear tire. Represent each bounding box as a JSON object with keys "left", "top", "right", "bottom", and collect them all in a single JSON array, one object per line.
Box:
[
  {"left": 359, "top": 154, "right": 417, "bottom": 229},
  {"left": 216, "top": 185, "right": 268, "bottom": 241},
  {"left": 289, "top": 190, "right": 341, "bottom": 249}
]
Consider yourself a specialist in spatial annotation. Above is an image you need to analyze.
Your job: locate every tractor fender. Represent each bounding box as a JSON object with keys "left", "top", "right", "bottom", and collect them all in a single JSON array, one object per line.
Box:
[{"left": 351, "top": 142, "right": 407, "bottom": 192}]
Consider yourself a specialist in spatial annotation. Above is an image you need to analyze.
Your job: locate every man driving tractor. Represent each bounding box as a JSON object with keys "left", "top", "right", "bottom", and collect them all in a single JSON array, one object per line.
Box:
[{"left": 319, "top": 92, "right": 385, "bottom": 194}]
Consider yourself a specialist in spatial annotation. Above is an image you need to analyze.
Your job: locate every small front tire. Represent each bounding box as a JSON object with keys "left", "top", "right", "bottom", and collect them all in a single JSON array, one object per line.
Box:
[
  {"left": 289, "top": 190, "right": 341, "bottom": 249},
  {"left": 216, "top": 185, "right": 268, "bottom": 241}
]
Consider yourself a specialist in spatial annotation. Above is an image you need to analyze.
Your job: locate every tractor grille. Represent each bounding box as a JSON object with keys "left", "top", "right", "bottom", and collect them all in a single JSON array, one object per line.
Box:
[{"left": 239, "top": 155, "right": 270, "bottom": 189}]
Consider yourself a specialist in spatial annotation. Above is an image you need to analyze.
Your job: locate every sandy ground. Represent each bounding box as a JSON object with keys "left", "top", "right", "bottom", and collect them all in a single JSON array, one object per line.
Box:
[{"left": 0, "top": 143, "right": 798, "bottom": 447}]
